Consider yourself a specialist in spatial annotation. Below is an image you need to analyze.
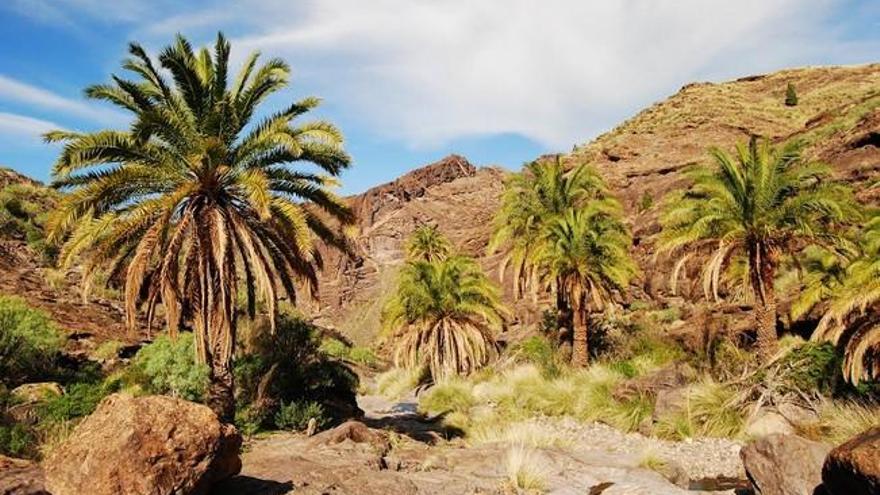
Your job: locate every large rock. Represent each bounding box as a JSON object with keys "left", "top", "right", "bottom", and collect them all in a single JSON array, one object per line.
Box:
[
  {"left": 0, "top": 455, "right": 48, "bottom": 495},
  {"left": 823, "top": 427, "right": 880, "bottom": 494},
  {"left": 43, "top": 393, "right": 241, "bottom": 495},
  {"left": 740, "top": 434, "right": 830, "bottom": 495},
  {"left": 745, "top": 410, "right": 796, "bottom": 438}
]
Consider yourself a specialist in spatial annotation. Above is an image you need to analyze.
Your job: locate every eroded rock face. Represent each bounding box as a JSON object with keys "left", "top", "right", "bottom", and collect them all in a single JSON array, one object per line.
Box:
[
  {"left": 0, "top": 455, "right": 48, "bottom": 495},
  {"left": 43, "top": 393, "right": 241, "bottom": 495},
  {"left": 823, "top": 427, "right": 880, "bottom": 495},
  {"left": 740, "top": 434, "right": 830, "bottom": 495}
]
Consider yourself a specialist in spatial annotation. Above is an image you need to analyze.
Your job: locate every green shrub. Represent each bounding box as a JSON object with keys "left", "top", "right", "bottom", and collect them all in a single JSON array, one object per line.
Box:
[
  {"left": 419, "top": 380, "right": 476, "bottom": 415},
  {"left": 376, "top": 367, "right": 422, "bottom": 400},
  {"left": 0, "top": 296, "right": 63, "bottom": 386},
  {"left": 274, "top": 400, "right": 328, "bottom": 431},
  {"left": 785, "top": 82, "right": 798, "bottom": 107},
  {"left": 515, "top": 335, "right": 561, "bottom": 377},
  {"left": 93, "top": 340, "right": 124, "bottom": 361},
  {"left": 348, "top": 347, "right": 379, "bottom": 367},
  {"left": 235, "top": 312, "right": 359, "bottom": 430},
  {"left": 0, "top": 423, "right": 34, "bottom": 457},
  {"left": 40, "top": 380, "right": 120, "bottom": 422},
  {"left": 127, "top": 333, "right": 209, "bottom": 402},
  {"left": 320, "top": 338, "right": 349, "bottom": 359},
  {"left": 777, "top": 342, "right": 842, "bottom": 395}
]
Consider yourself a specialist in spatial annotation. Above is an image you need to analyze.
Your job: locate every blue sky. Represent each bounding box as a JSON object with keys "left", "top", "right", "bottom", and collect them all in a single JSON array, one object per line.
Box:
[{"left": 0, "top": 0, "right": 878, "bottom": 195}]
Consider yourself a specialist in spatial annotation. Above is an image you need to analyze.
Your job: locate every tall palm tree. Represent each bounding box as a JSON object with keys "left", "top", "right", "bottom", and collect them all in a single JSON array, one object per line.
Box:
[
  {"left": 45, "top": 34, "right": 352, "bottom": 421},
  {"left": 813, "top": 213, "right": 880, "bottom": 383},
  {"left": 532, "top": 206, "right": 637, "bottom": 366},
  {"left": 383, "top": 233, "right": 506, "bottom": 381},
  {"left": 406, "top": 224, "right": 451, "bottom": 262},
  {"left": 659, "top": 137, "right": 857, "bottom": 359},
  {"left": 489, "top": 156, "right": 608, "bottom": 341}
]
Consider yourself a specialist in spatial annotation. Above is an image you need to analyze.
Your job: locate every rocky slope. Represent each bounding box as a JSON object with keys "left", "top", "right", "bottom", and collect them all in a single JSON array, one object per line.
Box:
[{"left": 310, "top": 64, "right": 880, "bottom": 344}]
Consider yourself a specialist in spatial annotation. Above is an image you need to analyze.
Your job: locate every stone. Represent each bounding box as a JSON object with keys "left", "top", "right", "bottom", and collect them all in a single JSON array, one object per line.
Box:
[
  {"left": 309, "top": 420, "right": 389, "bottom": 452},
  {"left": 740, "top": 434, "right": 830, "bottom": 495},
  {"left": 653, "top": 387, "right": 687, "bottom": 422},
  {"left": 43, "top": 393, "right": 241, "bottom": 495},
  {"left": 746, "top": 410, "right": 796, "bottom": 438},
  {"left": 10, "top": 383, "right": 62, "bottom": 404},
  {"left": 823, "top": 426, "right": 880, "bottom": 495},
  {"left": 0, "top": 455, "right": 48, "bottom": 495}
]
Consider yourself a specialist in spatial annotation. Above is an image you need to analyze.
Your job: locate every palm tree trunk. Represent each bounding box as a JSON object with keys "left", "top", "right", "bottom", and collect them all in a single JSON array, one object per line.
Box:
[
  {"left": 207, "top": 358, "right": 235, "bottom": 423},
  {"left": 556, "top": 286, "right": 572, "bottom": 345},
  {"left": 571, "top": 297, "right": 589, "bottom": 367},
  {"left": 749, "top": 243, "right": 779, "bottom": 360}
]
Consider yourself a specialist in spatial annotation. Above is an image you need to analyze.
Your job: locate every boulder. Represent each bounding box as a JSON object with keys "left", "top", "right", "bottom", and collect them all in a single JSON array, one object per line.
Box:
[
  {"left": 652, "top": 387, "right": 687, "bottom": 422},
  {"left": 823, "top": 427, "right": 880, "bottom": 495},
  {"left": 740, "top": 434, "right": 830, "bottom": 495},
  {"left": 745, "top": 410, "right": 796, "bottom": 438},
  {"left": 10, "top": 383, "right": 62, "bottom": 403},
  {"left": 0, "top": 455, "right": 48, "bottom": 495},
  {"left": 43, "top": 393, "right": 241, "bottom": 495},
  {"left": 614, "top": 363, "right": 695, "bottom": 402}
]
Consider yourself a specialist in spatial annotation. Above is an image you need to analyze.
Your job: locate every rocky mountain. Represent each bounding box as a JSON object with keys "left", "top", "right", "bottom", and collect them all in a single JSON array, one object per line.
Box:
[
  {"left": 310, "top": 64, "right": 880, "bottom": 343},
  {"left": 1, "top": 64, "right": 878, "bottom": 347}
]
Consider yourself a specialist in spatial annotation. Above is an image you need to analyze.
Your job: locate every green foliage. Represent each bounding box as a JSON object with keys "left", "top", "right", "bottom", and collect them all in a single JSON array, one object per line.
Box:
[
  {"left": 406, "top": 224, "right": 451, "bottom": 262},
  {"left": 319, "top": 338, "right": 379, "bottom": 368},
  {"left": 638, "top": 191, "right": 654, "bottom": 213},
  {"left": 515, "top": 335, "right": 561, "bottom": 377},
  {"left": 0, "top": 423, "right": 34, "bottom": 458},
  {"left": 320, "top": 338, "right": 348, "bottom": 359},
  {"left": 777, "top": 342, "right": 842, "bottom": 394},
  {"left": 419, "top": 379, "right": 477, "bottom": 415},
  {"left": 93, "top": 340, "right": 124, "bottom": 361},
  {"left": 347, "top": 347, "right": 379, "bottom": 367},
  {"left": 235, "top": 312, "right": 359, "bottom": 431},
  {"left": 785, "top": 82, "right": 799, "bottom": 106},
  {"left": 274, "top": 400, "right": 328, "bottom": 431},
  {"left": 0, "top": 296, "right": 63, "bottom": 386},
  {"left": 654, "top": 380, "right": 745, "bottom": 440},
  {"left": 127, "top": 333, "right": 209, "bottom": 402},
  {"left": 375, "top": 367, "right": 422, "bottom": 400},
  {"left": 383, "top": 241, "right": 506, "bottom": 381},
  {"left": 39, "top": 380, "right": 119, "bottom": 422},
  {"left": 0, "top": 182, "right": 59, "bottom": 261}
]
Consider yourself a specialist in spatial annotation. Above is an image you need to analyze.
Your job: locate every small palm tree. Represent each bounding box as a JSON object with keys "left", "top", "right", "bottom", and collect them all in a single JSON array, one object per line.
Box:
[
  {"left": 406, "top": 224, "right": 451, "bottom": 262},
  {"left": 531, "top": 206, "right": 637, "bottom": 366},
  {"left": 489, "top": 156, "right": 608, "bottom": 339},
  {"left": 383, "top": 233, "right": 506, "bottom": 381},
  {"left": 45, "top": 34, "right": 352, "bottom": 420},
  {"left": 659, "top": 137, "right": 858, "bottom": 359},
  {"left": 813, "top": 214, "right": 880, "bottom": 383}
]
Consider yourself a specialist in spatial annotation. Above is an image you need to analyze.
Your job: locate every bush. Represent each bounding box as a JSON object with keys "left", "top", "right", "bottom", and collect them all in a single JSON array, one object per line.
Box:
[
  {"left": 419, "top": 379, "right": 476, "bottom": 415},
  {"left": 320, "top": 338, "right": 379, "bottom": 368},
  {"left": 234, "top": 312, "right": 360, "bottom": 431},
  {"left": 0, "top": 296, "right": 63, "bottom": 386},
  {"left": 0, "top": 423, "right": 34, "bottom": 458},
  {"left": 126, "top": 333, "right": 209, "bottom": 402},
  {"left": 515, "top": 335, "right": 561, "bottom": 377},
  {"left": 375, "top": 367, "right": 422, "bottom": 400},
  {"left": 274, "top": 400, "right": 328, "bottom": 431},
  {"left": 348, "top": 347, "right": 379, "bottom": 367},
  {"left": 785, "top": 82, "right": 798, "bottom": 107},
  {"left": 777, "top": 342, "right": 842, "bottom": 395},
  {"left": 40, "top": 380, "right": 119, "bottom": 422}
]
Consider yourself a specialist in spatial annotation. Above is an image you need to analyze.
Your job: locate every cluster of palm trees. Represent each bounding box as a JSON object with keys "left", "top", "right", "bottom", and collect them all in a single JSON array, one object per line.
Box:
[
  {"left": 45, "top": 33, "right": 880, "bottom": 419},
  {"left": 382, "top": 225, "right": 506, "bottom": 381}
]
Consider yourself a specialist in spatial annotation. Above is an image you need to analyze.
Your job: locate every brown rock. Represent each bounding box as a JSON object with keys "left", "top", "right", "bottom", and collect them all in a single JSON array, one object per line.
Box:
[
  {"left": 823, "top": 426, "right": 880, "bottom": 495},
  {"left": 43, "top": 393, "right": 241, "bottom": 495},
  {"left": 745, "top": 410, "right": 796, "bottom": 438},
  {"left": 309, "top": 420, "right": 390, "bottom": 452},
  {"left": 0, "top": 455, "right": 48, "bottom": 495},
  {"left": 740, "top": 434, "right": 830, "bottom": 495}
]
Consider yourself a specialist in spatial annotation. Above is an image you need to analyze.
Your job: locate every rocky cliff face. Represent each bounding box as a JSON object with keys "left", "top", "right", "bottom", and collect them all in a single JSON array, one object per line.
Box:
[{"left": 310, "top": 155, "right": 523, "bottom": 343}]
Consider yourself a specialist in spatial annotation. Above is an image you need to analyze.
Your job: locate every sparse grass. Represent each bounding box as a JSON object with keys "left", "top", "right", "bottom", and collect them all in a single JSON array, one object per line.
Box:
[
  {"left": 654, "top": 379, "right": 745, "bottom": 440},
  {"left": 419, "top": 378, "right": 476, "bottom": 415},
  {"left": 795, "top": 400, "right": 880, "bottom": 446},
  {"left": 638, "top": 449, "right": 669, "bottom": 472},
  {"left": 376, "top": 367, "right": 422, "bottom": 400},
  {"left": 504, "top": 443, "right": 549, "bottom": 493},
  {"left": 469, "top": 420, "right": 573, "bottom": 449},
  {"left": 93, "top": 340, "right": 124, "bottom": 361}
]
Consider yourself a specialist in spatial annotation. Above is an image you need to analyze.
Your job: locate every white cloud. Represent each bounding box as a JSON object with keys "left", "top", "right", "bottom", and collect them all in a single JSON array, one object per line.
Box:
[
  {"left": 0, "top": 112, "right": 62, "bottom": 140},
  {"left": 218, "top": 0, "right": 872, "bottom": 149},
  {"left": 0, "top": 75, "right": 125, "bottom": 126}
]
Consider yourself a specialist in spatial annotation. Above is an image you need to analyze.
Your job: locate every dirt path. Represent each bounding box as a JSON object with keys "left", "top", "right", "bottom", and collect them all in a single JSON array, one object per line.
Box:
[{"left": 213, "top": 390, "right": 746, "bottom": 495}]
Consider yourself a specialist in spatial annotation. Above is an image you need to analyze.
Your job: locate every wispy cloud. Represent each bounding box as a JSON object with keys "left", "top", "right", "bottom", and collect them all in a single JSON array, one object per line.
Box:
[
  {"left": 0, "top": 112, "right": 62, "bottom": 140},
  {"left": 0, "top": 75, "right": 125, "bottom": 126}
]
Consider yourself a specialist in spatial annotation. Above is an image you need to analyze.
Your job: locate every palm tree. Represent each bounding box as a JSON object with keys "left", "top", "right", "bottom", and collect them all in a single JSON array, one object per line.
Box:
[
  {"left": 383, "top": 233, "right": 506, "bottom": 381},
  {"left": 489, "top": 156, "right": 608, "bottom": 341},
  {"left": 659, "top": 137, "right": 858, "bottom": 359},
  {"left": 813, "top": 213, "right": 880, "bottom": 383},
  {"left": 531, "top": 206, "right": 637, "bottom": 366},
  {"left": 406, "top": 224, "right": 451, "bottom": 262},
  {"left": 45, "top": 34, "right": 352, "bottom": 421}
]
